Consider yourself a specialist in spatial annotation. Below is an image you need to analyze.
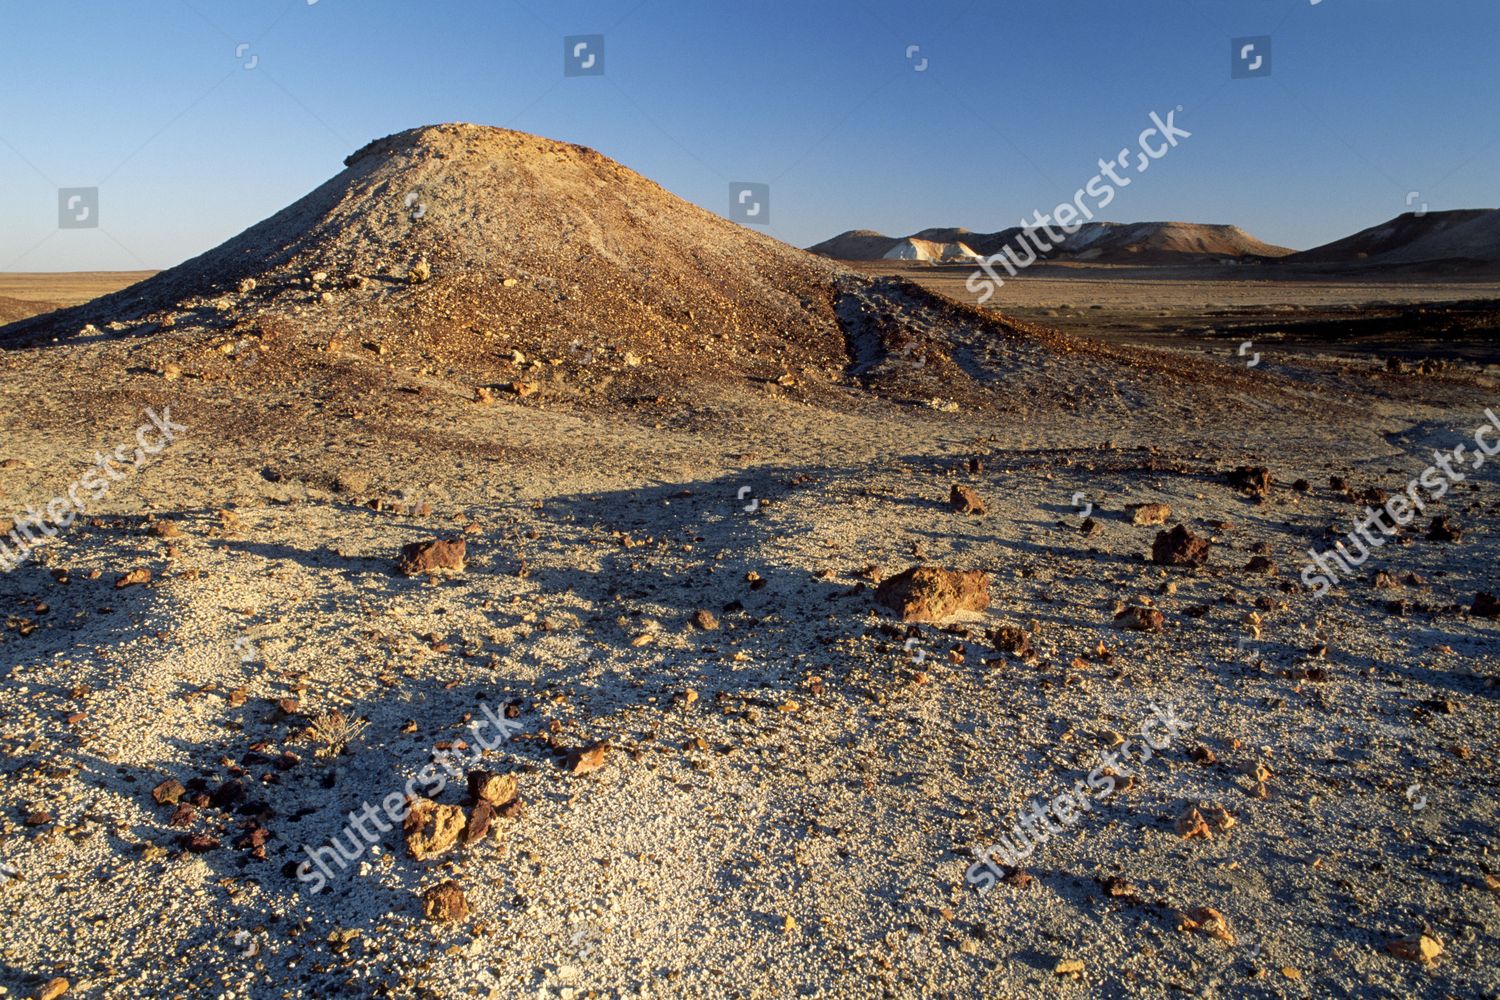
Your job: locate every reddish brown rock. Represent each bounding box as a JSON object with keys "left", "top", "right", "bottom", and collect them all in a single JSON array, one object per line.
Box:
[
  {"left": 403, "top": 798, "right": 466, "bottom": 860},
  {"left": 115, "top": 568, "right": 152, "bottom": 589},
  {"left": 1227, "top": 466, "right": 1272, "bottom": 498},
  {"left": 1473, "top": 592, "right": 1500, "bottom": 618},
  {"left": 949, "top": 484, "right": 986, "bottom": 515},
  {"left": 989, "top": 624, "right": 1031, "bottom": 657},
  {"left": 566, "top": 743, "right": 610, "bottom": 776},
  {"left": 466, "top": 771, "right": 518, "bottom": 807},
  {"left": 1152, "top": 525, "right": 1211, "bottom": 567},
  {"left": 1244, "top": 555, "right": 1277, "bottom": 575},
  {"left": 461, "top": 800, "right": 494, "bottom": 847},
  {"left": 396, "top": 537, "right": 466, "bottom": 577},
  {"left": 874, "top": 566, "right": 989, "bottom": 622},
  {"left": 421, "top": 880, "right": 471, "bottom": 922},
  {"left": 152, "top": 779, "right": 186, "bottom": 805},
  {"left": 1116, "top": 606, "right": 1165, "bottom": 633}
]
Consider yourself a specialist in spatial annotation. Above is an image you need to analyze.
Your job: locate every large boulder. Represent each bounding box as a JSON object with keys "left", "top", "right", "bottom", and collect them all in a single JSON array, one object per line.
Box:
[{"left": 874, "top": 566, "right": 989, "bottom": 622}]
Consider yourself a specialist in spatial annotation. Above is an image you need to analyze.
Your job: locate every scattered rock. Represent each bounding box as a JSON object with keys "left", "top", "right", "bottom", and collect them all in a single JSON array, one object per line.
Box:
[
  {"left": 1152, "top": 525, "right": 1211, "bottom": 567},
  {"left": 566, "top": 743, "right": 609, "bottom": 776},
  {"left": 1244, "top": 555, "right": 1277, "bottom": 575},
  {"left": 403, "top": 798, "right": 466, "bottom": 860},
  {"left": 461, "top": 800, "right": 494, "bottom": 847},
  {"left": 1372, "top": 570, "right": 1400, "bottom": 589},
  {"left": 1472, "top": 593, "right": 1500, "bottom": 618},
  {"left": 1116, "top": 606, "right": 1165, "bottom": 632},
  {"left": 37, "top": 978, "right": 70, "bottom": 1000},
  {"left": 1428, "top": 516, "right": 1463, "bottom": 542},
  {"left": 989, "top": 624, "right": 1031, "bottom": 657},
  {"left": 1175, "top": 801, "right": 1237, "bottom": 839},
  {"left": 1129, "top": 502, "right": 1172, "bottom": 526},
  {"left": 1227, "top": 466, "right": 1272, "bottom": 498},
  {"left": 151, "top": 779, "right": 186, "bottom": 805},
  {"left": 692, "top": 609, "right": 719, "bottom": 631},
  {"left": 421, "top": 880, "right": 470, "bottom": 922},
  {"left": 1053, "top": 958, "right": 1084, "bottom": 976},
  {"left": 396, "top": 537, "right": 466, "bottom": 577},
  {"left": 466, "top": 771, "right": 518, "bottom": 808},
  {"left": 408, "top": 258, "right": 432, "bottom": 284},
  {"left": 1179, "top": 907, "right": 1235, "bottom": 945},
  {"left": 874, "top": 566, "right": 989, "bottom": 622},
  {"left": 949, "top": 484, "right": 986, "bottom": 515},
  {"left": 1385, "top": 933, "right": 1443, "bottom": 965},
  {"left": 115, "top": 568, "right": 152, "bottom": 589},
  {"left": 1080, "top": 517, "right": 1101, "bottom": 537},
  {"left": 148, "top": 520, "right": 183, "bottom": 539}
]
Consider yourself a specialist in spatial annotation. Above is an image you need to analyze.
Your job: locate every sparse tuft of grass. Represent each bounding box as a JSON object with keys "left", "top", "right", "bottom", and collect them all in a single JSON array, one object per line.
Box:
[{"left": 308, "top": 710, "right": 370, "bottom": 758}]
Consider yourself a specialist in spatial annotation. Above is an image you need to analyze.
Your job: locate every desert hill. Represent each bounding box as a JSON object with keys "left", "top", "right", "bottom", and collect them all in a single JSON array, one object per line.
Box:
[
  {"left": 1284, "top": 209, "right": 1500, "bottom": 270},
  {"left": 807, "top": 230, "right": 981, "bottom": 264},
  {"left": 2, "top": 124, "right": 1223, "bottom": 416},
  {"left": 812, "top": 221, "right": 1293, "bottom": 265}
]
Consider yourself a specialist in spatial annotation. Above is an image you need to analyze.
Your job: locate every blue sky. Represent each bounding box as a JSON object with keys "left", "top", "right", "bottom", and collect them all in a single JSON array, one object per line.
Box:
[{"left": 1, "top": 0, "right": 1495, "bottom": 271}]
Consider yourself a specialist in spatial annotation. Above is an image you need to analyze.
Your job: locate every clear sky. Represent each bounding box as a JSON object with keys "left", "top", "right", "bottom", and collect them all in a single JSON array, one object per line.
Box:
[{"left": 1, "top": 0, "right": 1496, "bottom": 271}]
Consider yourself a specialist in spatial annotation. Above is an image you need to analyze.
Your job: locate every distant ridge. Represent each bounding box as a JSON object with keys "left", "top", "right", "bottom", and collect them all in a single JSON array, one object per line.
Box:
[
  {"left": 810, "top": 221, "right": 1293, "bottom": 265},
  {"left": 1283, "top": 209, "right": 1500, "bottom": 270}
]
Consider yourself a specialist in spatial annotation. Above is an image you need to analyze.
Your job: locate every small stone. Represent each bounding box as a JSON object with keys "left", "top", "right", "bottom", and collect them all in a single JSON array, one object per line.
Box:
[
  {"left": 151, "top": 779, "right": 186, "bottom": 805},
  {"left": 466, "top": 771, "right": 518, "bottom": 808},
  {"left": 949, "top": 484, "right": 986, "bottom": 515},
  {"left": 1427, "top": 516, "right": 1463, "bottom": 542},
  {"left": 1116, "top": 606, "right": 1165, "bottom": 633},
  {"left": 1244, "top": 556, "right": 1277, "bottom": 575},
  {"left": 396, "top": 537, "right": 466, "bottom": 577},
  {"left": 989, "top": 624, "right": 1031, "bottom": 657},
  {"left": 404, "top": 798, "right": 466, "bottom": 860},
  {"left": 566, "top": 743, "right": 609, "bottom": 776},
  {"left": 37, "top": 978, "right": 70, "bottom": 1000},
  {"left": 148, "top": 520, "right": 183, "bottom": 539},
  {"left": 1053, "top": 958, "right": 1084, "bottom": 976},
  {"left": 1130, "top": 502, "right": 1172, "bottom": 526},
  {"left": 1152, "top": 525, "right": 1211, "bottom": 567},
  {"left": 408, "top": 258, "right": 431, "bottom": 284},
  {"left": 692, "top": 609, "right": 719, "bottom": 631},
  {"left": 1180, "top": 907, "right": 1235, "bottom": 944},
  {"left": 1385, "top": 933, "right": 1443, "bottom": 964},
  {"left": 115, "top": 568, "right": 151, "bottom": 589},
  {"left": 1227, "top": 466, "right": 1272, "bottom": 498},
  {"left": 1471, "top": 592, "right": 1499, "bottom": 618},
  {"left": 421, "top": 880, "right": 470, "bottom": 922}
]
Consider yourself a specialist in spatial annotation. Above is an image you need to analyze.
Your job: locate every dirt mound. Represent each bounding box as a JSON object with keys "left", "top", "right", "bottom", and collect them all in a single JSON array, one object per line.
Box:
[
  {"left": 2, "top": 125, "right": 1127, "bottom": 412},
  {"left": 1284, "top": 209, "right": 1500, "bottom": 270}
]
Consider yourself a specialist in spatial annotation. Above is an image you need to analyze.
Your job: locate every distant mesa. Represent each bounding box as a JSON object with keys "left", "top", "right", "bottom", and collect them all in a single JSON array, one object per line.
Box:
[
  {"left": 811, "top": 222, "right": 1293, "bottom": 266},
  {"left": 1281, "top": 209, "right": 1500, "bottom": 272}
]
